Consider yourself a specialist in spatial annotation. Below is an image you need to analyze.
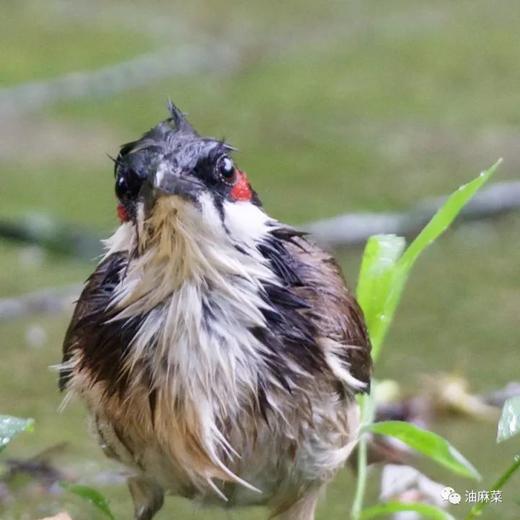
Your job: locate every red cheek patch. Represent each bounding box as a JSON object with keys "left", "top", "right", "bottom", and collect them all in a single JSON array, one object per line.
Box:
[
  {"left": 230, "top": 170, "right": 253, "bottom": 202},
  {"left": 117, "top": 203, "right": 130, "bottom": 223}
]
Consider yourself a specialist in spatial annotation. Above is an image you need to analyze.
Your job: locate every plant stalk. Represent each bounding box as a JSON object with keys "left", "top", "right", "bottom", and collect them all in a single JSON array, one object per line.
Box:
[
  {"left": 464, "top": 454, "right": 520, "bottom": 520},
  {"left": 351, "top": 392, "right": 374, "bottom": 519}
]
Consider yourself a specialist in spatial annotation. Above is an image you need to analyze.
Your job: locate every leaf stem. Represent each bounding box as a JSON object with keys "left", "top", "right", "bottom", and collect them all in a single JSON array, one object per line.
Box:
[
  {"left": 351, "top": 393, "right": 374, "bottom": 519},
  {"left": 464, "top": 454, "right": 520, "bottom": 520}
]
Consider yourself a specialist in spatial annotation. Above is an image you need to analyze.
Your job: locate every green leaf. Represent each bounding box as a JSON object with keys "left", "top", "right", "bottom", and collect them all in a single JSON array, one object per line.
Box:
[
  {"left": 361, "top": 501, "right": 456, "bottom": 520},
  {"left": 400, "top": 159, "right": 501, "bottom": 271},
  {"left": 497, "top": 396, "right": 520, "bottom": 443},
  {"left": 0, "top": 415, "right": 34, "bottom": 453},
  {"left": 368, "top": 420, "right": 480, "bottom": 480},
  {"left": 356, "top": 159, "right": 500, "bottom": 362},
  {"left": 357, "top": 234, "right": 405, "bottom": 359},
  {"left": 61, "top": 482, "right": 115, "bottom": 520}
]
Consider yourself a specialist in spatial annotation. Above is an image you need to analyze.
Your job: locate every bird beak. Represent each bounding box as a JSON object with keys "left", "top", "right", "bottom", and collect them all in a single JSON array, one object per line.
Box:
[{"left": 147, "top": 165, "right": 202, "bottom": 205}]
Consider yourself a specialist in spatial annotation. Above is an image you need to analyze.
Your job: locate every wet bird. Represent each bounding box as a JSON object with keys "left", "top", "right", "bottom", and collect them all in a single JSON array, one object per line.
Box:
[{"left": 59, "top": 103, "right": 372, "bottom": 520}]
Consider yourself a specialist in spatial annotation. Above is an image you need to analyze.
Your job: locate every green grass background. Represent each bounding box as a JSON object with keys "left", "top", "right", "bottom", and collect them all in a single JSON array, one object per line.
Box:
[{"left": 1, "top": 0, "right": 519, "bottom": 518}]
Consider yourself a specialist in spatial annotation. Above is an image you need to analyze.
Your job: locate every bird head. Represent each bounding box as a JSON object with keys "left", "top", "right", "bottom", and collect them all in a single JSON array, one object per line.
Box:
[{"left": 113, "top": 102, "right": 261, "bottom": 249}]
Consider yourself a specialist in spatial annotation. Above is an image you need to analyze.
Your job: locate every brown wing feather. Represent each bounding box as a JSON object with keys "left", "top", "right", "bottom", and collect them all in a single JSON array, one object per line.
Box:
[
  {"left": 59, "top": 253, "right": 126, "bottom": 391},
  {"left": 285, "top": 234, "right": 372, "bottom": 390}
]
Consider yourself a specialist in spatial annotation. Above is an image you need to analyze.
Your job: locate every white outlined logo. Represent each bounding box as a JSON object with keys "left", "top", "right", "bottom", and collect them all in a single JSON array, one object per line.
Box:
[{"left": 441, "top": 486, "right": 462, "bottom": 504}]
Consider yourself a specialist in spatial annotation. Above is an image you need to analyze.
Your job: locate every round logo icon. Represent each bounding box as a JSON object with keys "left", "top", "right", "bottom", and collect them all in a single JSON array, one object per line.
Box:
[
  {"left": 441, "top": 487, "right": 462, "bottom": 505},
  {"left": 441, "top": 487, "right": 455, "bottom": 501},
  {"left": 448, "top": 492, "right": 462, "bottom": 505}
]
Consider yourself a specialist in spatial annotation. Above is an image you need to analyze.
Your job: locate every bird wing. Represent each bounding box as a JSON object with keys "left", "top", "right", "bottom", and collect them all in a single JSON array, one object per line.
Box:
[
  {"left": 268, "top": 228, "right": 372, "bottom": 392},
  {"left": 59, "top": 253, "right": 127, "bottom": 391}
]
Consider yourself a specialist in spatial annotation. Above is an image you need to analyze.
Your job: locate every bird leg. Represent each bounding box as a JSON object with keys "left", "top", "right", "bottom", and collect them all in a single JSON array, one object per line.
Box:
[
  {"left": 275, "top": 487, "right": 321, "bottom": 520},
  {"left": 128, "top": 476, "right": 164, "bottom": 520}
]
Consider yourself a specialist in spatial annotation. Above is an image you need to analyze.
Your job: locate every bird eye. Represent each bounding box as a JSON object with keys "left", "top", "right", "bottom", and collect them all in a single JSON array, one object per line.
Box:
[
  {"left": 217, "top": 156, "right": 235, "bottom": 183},
  {"left": 115, "top": 168, "right": 143, "bottom": 200}
]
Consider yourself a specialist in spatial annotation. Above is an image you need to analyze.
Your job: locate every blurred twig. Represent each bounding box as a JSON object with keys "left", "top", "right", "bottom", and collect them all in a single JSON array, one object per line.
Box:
[
  {"left": 481, "top": 382, "right": 520, "bottom": 408},
  {"left": 0, "top": 284, "right": 80, "bottom": 321},
  {"left": 2, "top": 443, "right": 68, "bottom": 486},
  {"left": 0, "top": 214, "right": 100, "bottom": 260},
  {"left": 0, "top": 45, "right": 239, "bottom": 117},
  {"left": 307, "top": 180, "right": 520, "bottom": 248}
]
